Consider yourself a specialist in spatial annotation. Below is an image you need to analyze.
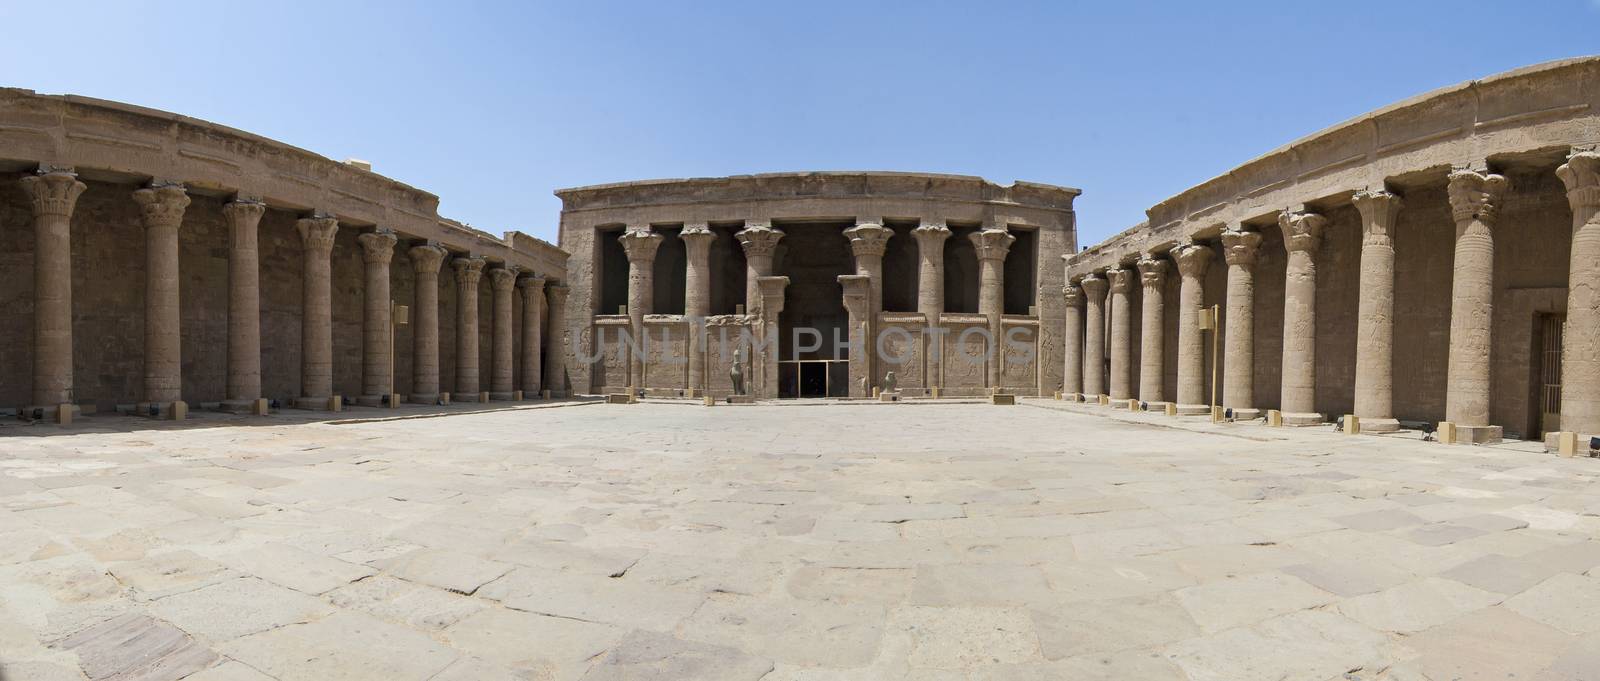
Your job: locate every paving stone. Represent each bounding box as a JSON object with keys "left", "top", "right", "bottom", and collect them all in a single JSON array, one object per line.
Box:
[
  {"left": 374, "top": 548, "right": 512, "bottom": 595},
  {"left": 442, "top": 607, "right": 623, "bottom": 677},
  {"left": 889, "top": 605, "right": 1039, "bottom": 668},
  {"left": 1538, "top": 633, "right": 1600, "bottom": 681},
  {"left": 583, "top": 629, "right": 774, "bottom": 680},
  {"left": 1334, "top": 577, "right": 1501, "bottom": 633},
  {"left": 325, "top": 574, "right": 487, "bottom": 630},
  {"left": 491, "top": 540, "right": 646, "bottom": 577},
  {"left": 1174, "top": 571, "right": 1335, "bottom": 632},
  {"left": 788, "top": 566, "right": 913, "bottom": 604},
  {"left": 1439, "top": 553, "right": 1558, "bottom": 595},
  {"left": 1278, "top": 557, "right": 1413, "bottom": 597},
  {"left": 1041, "top": 558, "right": 1197, "bottom": 602},
  {"left": 147, "top": 577, "right": 333, "bottom": 643},
  {"left": 106, "top": 550, "right": 233, "bottom": 600},
  {"left": 476, "top": 567, "right": 704, "bottom": 631},
  {"left": 1029, "top": 596, "right": 1199, "bottom": 659},
  {"left": 681, "top": 593, "right": 885, "bottom": 667},
  {"left": 52, "top": 612, "right": 218, "bottom": 681},
  {"left": 1404, "top": 607, "right": 1574, "bottom": 681},
  {"left": 427, "top": 656, "right": 524, "bottom": 681},
  {"left": 179, "top": 660, "right": 279, "bottom": 680},
  {"left": 1449, "top": 513, "right": 1532, "bottom": 533},
  {"left": 623, "top": 552, "right": 783, "bottom": 596},
  {"left": 907, "top": 564, "right": 1051, "bottom": 606},
  {"left": 1333, "top": 508, "right": 1428, "bottom": 532},
  {"left": 1404, "top": 523, "right": 1489, "bottom": 547},
  {"left": 219, "top": 611, "right": 456, "bottom": 681},
  {"left": 218, "top": 543, "right": 374, "bottom": 595},
  {"left": 1503, "top": 572, "right": 1600, "bottom": 635},
  {"left": 1164, "top": 610, "right": 1389, "bottom": 681}
]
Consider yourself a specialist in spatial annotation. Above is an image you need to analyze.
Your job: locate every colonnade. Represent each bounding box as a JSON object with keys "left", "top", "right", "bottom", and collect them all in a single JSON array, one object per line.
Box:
[{"left": 12, "top": 166, "right": 556, "bottom": 421}]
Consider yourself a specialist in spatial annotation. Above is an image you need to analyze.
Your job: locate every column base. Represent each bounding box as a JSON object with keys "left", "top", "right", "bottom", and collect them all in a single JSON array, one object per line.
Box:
[
  {"left": 135, "top": 401, "right": 187, "bottom": 420},
  {"left": 879, "top": 391, "right": 901, "bottom": 403},
  {"left": 512, "top": 390, "right": 524, "bottom": 400},
  {"left": 990, "top": 394, "right": 1017, "bottom": 405},
  {"left": 1438, "top": 422, "right": 1501, "bottom": 445},
  {"left": 1281, "top": 412, "right": 1324, "bottom": 427},
  {"left": 454, "top": 392, "right": 481, "bottom": 403},
  {"left": 1224, "top": 407, "right": 1261, "bottom": 421},
  {"left": 22, "top": 403, "right": 80, "bottom": 424},
  {"left": 291, "top": 396, "right": 342, "bottom": 412},
  {"left": 1173, "top": 403, "right": 1210, "bottom": 416},
  {"left": 356, "top": 394, "right": 402, "bottom": 408},
  {"left": 489, "top": 392, "right": 516, "bottom": 401},
  {"left": 219, "top": 399, "right": 271, "bottom": 416},
  {"left": 408, "top": 393, "right": 440, "bottom": 405},
  {"left": 1357, "top": 417, "right": 1400, "bottom": 434},
  {"left": 725, "top": 395, "right": 756, "bottom": 405},
  {"left": 1095, "top": 394, "right": 1111, "bottom": 406},
  {"left": 540, "top": 390, "right": 553, "bottom": 400}
]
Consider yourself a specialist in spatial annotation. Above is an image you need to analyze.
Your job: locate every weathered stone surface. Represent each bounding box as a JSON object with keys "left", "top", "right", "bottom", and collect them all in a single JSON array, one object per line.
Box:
[
  {"left": 52, "top": 613, "right": 218, "bottom": 681},
  {"left": 681, "top": 593, "right": 885, "bottom": 667},
  {"left": 1173, "top": 572, "right": 1335, "bottom": 632},
  {"left": 1029, "top": 596, "right": 1198, "bottom": 659},
  {"left": 218, "top": 543, "right": 374, "bottom": 595},
  {"left": 325, "top": 575, "right": 487, "bottom": 631},
  {"left": 1403, "top": 607, "right": 1573, "bottom": 681},
  {"left": 1334, "top": 577, "right": 1500, "bottom": 633},
  {"left": 1163, "top": 610, "right": 1388, "bottom": 681},
  {"left": 147, "top": 577, "right": 333, "bottom": 642},
  {"left": 374, "top": 548, "right": 511, "bottom": 595},
  {"left": 476, "top": 567, "right": 704, "bottom": 631},
  {"left": 582, "top": 629, "right": 774, "bottom": 681},
  {"left": 220, "top": 611, "right": 456, "bottom": 681},
  {"left": 442, "top": 607, "right": 623, "bottom": 677},
  {"left": 1503, "top": 572, "right": 1600, "bottom": 635}
]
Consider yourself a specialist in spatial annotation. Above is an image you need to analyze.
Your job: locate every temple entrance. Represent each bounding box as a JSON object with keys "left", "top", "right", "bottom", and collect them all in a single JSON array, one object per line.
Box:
[
  {"left": 774, "top": 222, "right": 853, "bottom": 398},
  {"left": 1534, "top": 312, "right": 1565, "bottom": 438},
  {"left": 779, "top": 359, "right": 849, "bottom": 398}
]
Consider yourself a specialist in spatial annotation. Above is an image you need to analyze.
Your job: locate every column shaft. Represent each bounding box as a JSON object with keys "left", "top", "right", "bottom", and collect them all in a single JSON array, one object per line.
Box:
[
  {"left": 1063, "top": 285, "right": 1084, "bottom": 395},
  {"left": 1352, "top": 191, "right": 1403, "bottom": 430},
  {"left": 297, "top": 215, "right": 339, "bottom": 403},
  {"left": 519, "top": 276, "right": 546, "bottom": 396},
  {"left": 489, "top": 267, "right": 518, "bottom": 398},
  {"left": 1106, "top": 267, "right": 1134, "bottom": 400},
  {"left": 19, "top": 169, "right": 86, "bottom": 411},
  {"left": 1558, "top": 153, "right": 1600, "bottom": 437},
  {"left": 913, "top": 221, "right": 951, "bottom": 391},
  {"left": 1444, "top": 170, "right": 1507, "bottom": 430},
  {"left": 1081, "top": 274, "right": 1108, "bottom": 396},
  {"left": 546, "top": 285, "right": 569, "bottom": 396},
  {"left": 1221, "top": 230, "right": 1262, "bottom": 416},
  {"left": 136, "top": 184, "right": 191, "bottom": 406},
  {"left": 1136, "top": 255, "right": 1168, "bottom": 403},
  {"left": 682, "top": 225, "right": 715, "bottom": 394},
  {"left": 1174, "top": 242, "right": 1211, "bottom": 411},
  {"left": 224, "top": 200, "right": 265, "bottom": 405},
  {"left": 359, "top": 231, "right": 398, "bottom": 401},
  {"left": 1279, "top": 211, "right": 1326, "bottom": 419},
  {"left": 409, "top": 244, "right": 447, "bottom": 403},
  {"left": 972, "top": 228, "right": 1015, "bottom": 391},
  {"left": 736, "top": 222, "right": 783, "bottom": 311},
  {"left": 453, "top": 256, "right": 486, "bottom": 399},
  {"left": 619, "top": 228, "right": 663, "bottom": 391}
]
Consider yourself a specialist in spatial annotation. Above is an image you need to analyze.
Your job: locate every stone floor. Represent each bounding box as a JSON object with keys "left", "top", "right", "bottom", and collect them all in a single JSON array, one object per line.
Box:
[{"left": 1, "top": 400, "right": 1598, "bottom": 681}]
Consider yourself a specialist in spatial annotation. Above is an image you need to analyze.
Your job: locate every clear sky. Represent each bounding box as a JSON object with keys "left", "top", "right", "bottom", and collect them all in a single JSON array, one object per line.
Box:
[{"left": 2, "top": 1, "right": 1596, "bottom": 247}]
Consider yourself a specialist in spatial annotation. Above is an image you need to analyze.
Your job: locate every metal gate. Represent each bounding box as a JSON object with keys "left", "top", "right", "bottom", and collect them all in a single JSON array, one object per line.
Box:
[{"left": 1539, "top": 313, "right": 1565, "bottom": 437}]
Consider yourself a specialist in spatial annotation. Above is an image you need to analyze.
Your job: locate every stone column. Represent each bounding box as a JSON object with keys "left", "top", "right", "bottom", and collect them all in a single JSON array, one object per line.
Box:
[
  {"left": 736, "top": 221, "right": 783, "bottom": 309},
  {"left": 1081, "top": 273, "right": 1108, "bottom": 397},
  {"left": 295, "top": 214, "right": 339, "bottom": 409},
  {"left": 546, "top": 283, "right": 569, "bottom": 396},
  {"left": 452, "top": 256, "right": 487, "bottom": 401},
  {"left": 846, "top": 220, "right": 892, "bottom": 388},
  {"left": 1221, "top": 229, "right": 1262, "bottom": 419},
  {"left": 619, "top": 228, "right": 663, "bottom": 392},
  {"left": 1352, "top": 190, "right": 1403, "bottom": 432},
  {"left": 1135, "top": 254, "right": 1169, "bottom": 405},
  {"left": 135, "top": 183, "right": 191, "bottom": 417},
  {"left": 408, "top": 243, "right": 447, "bottom": 404},
  {"left": 19, "top": 167, "right": 86, "bottom": 419},
  {"left": 357, "top": 230, "right": 398, "bottom": 407},
  {"left": 971, "top": 228, "right": 1015, "bottom": 392},
  {"left": 756, "top": 276, "right": 789, "bottom": 398},
  {"left": 519, "top": 274, "right": 546, "bottom": 398},
  {"left": 1063, "top": 283, "right": 1085, "bottom": 398},
  {"left": 1443, "top": 169, "right": 1508, "bottom": 443},
  {"left": 1173, "top": 241, "right": 1212, "bottom": 414},
  {"left": 488, "top": 266, "right": 518, "bottom": 399},
  {"left": 839, "top": 274, "right": 871, "bottom": 397},
  {"left": 1557, "top": 152, "right": 1600, "bottom": 443},
  {"left": 1278, "top": 210, "right": 1326, "bottom": 424},
  {"left": 220, "top": 199, "right": 266, "bottom": 413},
  {"left": 913, "top": 220, "right": 951, "bottom": 392},
  {"left": 1106, "top": 267, "right": 1135, "bottom": 401},
  {"left": 682, "top": 224, "right": 716, "bottom": 396}
]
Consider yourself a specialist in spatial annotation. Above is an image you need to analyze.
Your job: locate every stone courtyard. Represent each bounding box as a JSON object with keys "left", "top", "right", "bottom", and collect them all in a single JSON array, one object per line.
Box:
[{"left": 0, "top": 402, "right": 1597, "bottom": 680}]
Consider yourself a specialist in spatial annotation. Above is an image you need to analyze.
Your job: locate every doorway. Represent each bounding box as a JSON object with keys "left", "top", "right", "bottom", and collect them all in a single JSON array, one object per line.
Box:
[{"left": 1533, "top": 312, "right": 1565, "bottom": 438}]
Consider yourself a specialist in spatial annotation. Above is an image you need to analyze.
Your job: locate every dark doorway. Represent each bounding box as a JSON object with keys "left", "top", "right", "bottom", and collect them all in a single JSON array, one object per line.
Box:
[{"left": 1533, "top": 312, "right": 1565, "bottom": 439}]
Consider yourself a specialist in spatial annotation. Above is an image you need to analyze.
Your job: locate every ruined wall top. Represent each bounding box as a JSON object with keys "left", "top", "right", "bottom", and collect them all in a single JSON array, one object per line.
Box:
[{"left": 556, "top": 172, "right": 1080, "bottom": 214}]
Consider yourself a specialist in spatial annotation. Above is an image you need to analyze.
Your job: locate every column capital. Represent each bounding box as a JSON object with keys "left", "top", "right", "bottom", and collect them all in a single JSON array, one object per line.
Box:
[
  {"left": 133, "top": 183, "right": 190, "bottom": 230},
  {"left": 1080, "top": 272, "right": 1108, "bottom": 298},
  {"left": 838, "top": 274, "right": 871, "bottom": 318},
  {"left": 1221, "top": 229, "right": 1263, "bottom": 266},
  {"left": 223, "top": 198, "right": 266, "bottom": 225},
  {"left": 681, "top": 222, "right": 716, "bottom": 244},
  {"left": 518, "top": 273, "right": 547, "bottom": 291},
  {"left": 1135, "top": 253, "right": 1169, "bottom": 288},
  {"left": 1172, "top": 240, "right": 1211, "bottom": 278},
  {"left": 1352, "top": 190, "right": 1403, "bottom": 245},
  {"left": 358, "top": 229, "right": 398, "bottom": 264},
  {"left": 969, "top": 228, "right": 1015, "bottom": 261},
  {"left": 912, "top": 219, "right": 952, "bottom": 247},
  {"left": 618, "top": 228, "right": 663, "bottom": 264},
  {"left": 452, "top": 255, "right": 487, "bottom": 288},
  {"left": 1557, "top": 151, "right": 1600, "bottom": 214},
  {"left": 20, "top": 167, "right": 87, "bottom": 218},
  {"left": 1279, "top": 211, "right": 1326, "bottom": 253},
  {"left": 1106, "top": 266, "right": 1135, "bottom": 294},
  {"left": 409, "top": 243, "right": 448, "bottom": 273},
  {"left": 844, "top": 221, "right": 893, "bottom": 258},
  {"left": 736, "top": 223, "right": 784, "bottom": 258},
  {"left": 1063, "top": 284, "right": 1085, "bottom": 308},
  {"left": 1447, "top": 169, "right": 1508, "bottom": 226},
  {"left": 546, "top": 282, "right": 569, "bottom": 305},
  {"left": 296, "top": 214, "right": 339, "bottom": 253},
  {"left": 489, "top": 265, "right": 519, "bottom": 291}
]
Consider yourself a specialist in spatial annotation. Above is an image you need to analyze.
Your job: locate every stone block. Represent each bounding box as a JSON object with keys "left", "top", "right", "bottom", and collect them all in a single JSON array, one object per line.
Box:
[
  {"left": 930, "top": 387, "right": 941, "bottom": 398},
  {"left": 1281, "top": 412, "right": 1323, "bottom": 426},
  {"left": 541, "top": 389, "right": 552, "bottom": 399},
  {"left": 1053, "top": 391, "right": 1062, "bottom": 400},
  {"left": 1345, "top": 415, "right": 1360, "bottom": 435},
  {"left": 1097, "top": 394, "right": 1110, "bottom": 406},
  {"left": 512, "top": 390, "right": 523, "bottom": 400},
  {"left": 726, "top": 395, "right": 756, "bottom": 405},
  {"left": 1164, "top": 403, "right": 1177, "bottom": 417},
  {"left": 879, "top": 392, "right": 900, "bottom": 402},
  {"left": 1361, "top": 417, "right": 1400, "bottom": 434},
  {"left": 991, "top": 394, "right": 1016, "bottom": 405},
  {"left": 478, "top": 391, "right": 489, "bottom": 402},
  {"left": 1266, "top": 410, "right": 1283, "bottom": 426},
  {"left": 251, "top": 398, "right": 270, "bottom": 416},
  {"left": 1175, "top": 403, "right": 1209, "bottom": 415},
  {"left": 1127, "top": 399, "right": 1141, "bottom": 412},
  {"left": 1439, "top": 422, "right": 1501, "bottom": 445},
  {"left": 607, "top": 393, "right": 635, "bottom": 404},
  {"left": 440, "top": 392, "right": 452, "bottom": 404},
  {"left": 1211, "top": 405, "right": 1224, "bottom": 422},
  {"left": 702, "top": 396, "right": 715, "bottom": 406}
]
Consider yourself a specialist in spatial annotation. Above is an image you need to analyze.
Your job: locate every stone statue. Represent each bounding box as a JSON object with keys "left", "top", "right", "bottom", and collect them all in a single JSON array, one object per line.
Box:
[
  {"left": 730, "top": 347, "right": 746, "bottom": 396},
  {"left": 883, "top": 370, "right": 897, "bottom": 394}
]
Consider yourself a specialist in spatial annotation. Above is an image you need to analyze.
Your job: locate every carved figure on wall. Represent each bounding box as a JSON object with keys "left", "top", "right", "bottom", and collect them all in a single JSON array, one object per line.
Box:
[{"left": 730, "top": 346, "right": 746, "bottom": 396}]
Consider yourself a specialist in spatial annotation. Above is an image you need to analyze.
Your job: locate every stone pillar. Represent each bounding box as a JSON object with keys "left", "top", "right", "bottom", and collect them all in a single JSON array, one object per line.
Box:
[
  {"left": 1442, "top": 169, "right": 1508, "bottom": 443},
  {"left": 356, "top": 230, "right": 398, "bottom": 407},
  {"left": 971, "top": 228, "right": 1015, "bottom": 392},
  {"left": 295, "top": 214, "right": 339, "bottom": 409},
  {"left": 1173, "top": 241, "right": 1211, "bottom": 414},
  {"left": 452, "top": 256, "right": 487, "bottom": 401},
  {"left": 1278, "top": 210, "right": 1326, "bottom": 424},
  {"left": 618, "top": 227, "right": 663, "bottom": 392},
  {"left": 19, "top": 167, "right": 86, "bottom": 418},
  {"left": 1135, "top": 254, "right": 1169, "bottom": 405},
  {"left": 546, "top": 283, "right": 569, "bottom": 396},
  {"left": 913, "top": 220, "right": 951, "bottom": 392},
  {"left": 1557, "top": 152, "right": 1600, "bottom": 444},
  {"left": 135, "top": 183, "right": 191, "bottom": 417},
  {"left": 1106, "top": 267, "right": 1135, "bottom": 401},
  {"left": 220, "top": 199, "right": 266, "bottom": 413},
  {"left": 736, "top": 221, "right": 783, "bottom": 309},
  {"left": 519, "top": 274, "right": 546, "bottom": 398},
  {"left": 488, "top": 266, "right": 519, "bottom": 400},
  {"left": 408, "top": 243, "right": 447, "bottom": 404},
  {"left": 1221, "top": 229, "right": 1262, "bottom": 419},
  {"left": 682, "top": 223, "right": 716, "bottom": 396},
  {"left": 846, "top": 220, "right": 892, "bottom": 388},
  {"left": 1081, "top": 273, "right": 1108, "bottom": 397},
  {"left": 1352, "top": 190, "right": 1404, "bottom": 432},
  {"left": 756, "top": 276, "right": 789, "bottom": 398},
  {"left": 839, "top": 274, "right": 871, "bottom": 397},
  {"left": 1063, "top": 283, "right": 1084, "bottom": 397}
]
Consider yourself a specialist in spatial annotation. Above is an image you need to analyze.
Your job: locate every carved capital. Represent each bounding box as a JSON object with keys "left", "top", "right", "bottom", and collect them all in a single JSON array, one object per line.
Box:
[
  {"left": 1106, "top": 267, "right": 1135, "bottom": 294},
  {"left": 736, "top": 224, "right": 784, "bottom": 259},
  {"left": 618, "top": 228, "right": 663, "bottom": 264},
  {"left": 20, "top": 168, "right": 86, "bottom": 218},
  {"left": 680, "top": 222, "right": 717, "bottom": 254},
  {"left": 1557, "top": 151, "right": 1600, "bottom": 216},
  {"left": 969, "top": 228, "right": 1016, "bottom": 261},
  {"left": 1446, "top": 169, "right": 1508, "bottom": 226},
  {"left": 518, "top": 273, "right": 548, "bottom": 300},
  {"left": 409, "top": 243, "right": 448, "bottom": 274},
  {"left": 1062, "top": 284, "right": 1085, "bottom": 308},
  {"left": 838, "top": 274, "right": 871, "bottom": 319},
  {"left": 1279, "top": 211, "right": 1326, "bottom": 253},
  {"left": 546, "top": 283, "right": 569, "bottom": 306},
  {"left": 133, "top": 183, "right": 190, "bottom": 230},
  {"left": 1172, "top": 241, "right": 1211, "bottom": 278},
  {"left": 1079, "top": 273, "right": 1108, "bottom": 299},
  {"left": 1221, "top": 229, "right": 1263, "bottom": 267},
  {"left": 911, "top": 219, "right": 952, "bottom": 250},
  {"left": 1135, "top": 254, "right": 1169, "bottom": 289},
  {"left": 452, "top": 256, "right": 487, "bottom": 289},
  {"left": 295, "top": 214, "right": 339, "bottom": 253},
  {"left": 1352, "top": 190, "right": 1403, "bottom": 247},
  {"left": 357, "top": 229, "right": 398, "bottom": 264},
  {"left": 844, "top": 221, "right": 893, "bottom": 258},
  {"left": 489, "top": 265, "right": 519, "bottom": 291},
  {"left": 223, "top": 198, "right": 266, "bottom": 234}
]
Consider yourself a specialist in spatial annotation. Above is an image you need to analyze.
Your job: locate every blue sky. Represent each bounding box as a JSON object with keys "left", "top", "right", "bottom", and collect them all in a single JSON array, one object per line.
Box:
[{"left": 2, "top": 1, "right": 1596, "bottom": 247}]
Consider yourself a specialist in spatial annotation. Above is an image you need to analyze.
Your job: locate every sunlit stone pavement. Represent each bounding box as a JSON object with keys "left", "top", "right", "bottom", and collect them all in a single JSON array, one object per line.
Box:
[{"left": 2, "top": 400, "right": 1598, "bottom": 680}]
